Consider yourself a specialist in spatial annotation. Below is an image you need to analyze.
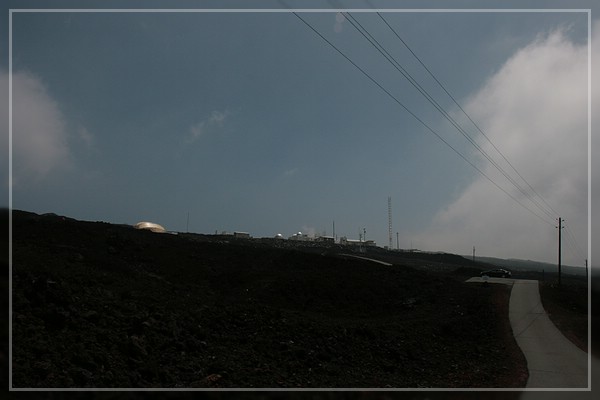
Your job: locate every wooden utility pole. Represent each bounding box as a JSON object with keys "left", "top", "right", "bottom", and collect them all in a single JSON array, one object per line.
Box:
[{"left": 557, "top": 217, "right": 563, "bottom": 287}]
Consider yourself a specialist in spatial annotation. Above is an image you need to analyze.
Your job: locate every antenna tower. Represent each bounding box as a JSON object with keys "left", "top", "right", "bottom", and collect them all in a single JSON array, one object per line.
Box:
[{"left": 388, "top": 196, "right": 392, "bottom": 249}]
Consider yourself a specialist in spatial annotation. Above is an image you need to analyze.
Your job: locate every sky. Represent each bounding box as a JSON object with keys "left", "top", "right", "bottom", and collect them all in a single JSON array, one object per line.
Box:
[{"left": 1, "top": 0, "right": 597, "bottom": 268}]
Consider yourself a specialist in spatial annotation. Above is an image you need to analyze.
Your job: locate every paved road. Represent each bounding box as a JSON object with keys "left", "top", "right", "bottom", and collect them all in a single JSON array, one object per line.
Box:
[
  {"left": 467, "top": 277, "right": 588, "bottom": 388},
  {"left": 509, "top": 279, "right": 588, "bottom": 388}
]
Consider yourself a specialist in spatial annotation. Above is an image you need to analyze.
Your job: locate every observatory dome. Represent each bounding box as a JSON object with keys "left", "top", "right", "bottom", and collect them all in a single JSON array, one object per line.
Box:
[{"left": 134, "top": 221, "right": 166, "bottom": 233}]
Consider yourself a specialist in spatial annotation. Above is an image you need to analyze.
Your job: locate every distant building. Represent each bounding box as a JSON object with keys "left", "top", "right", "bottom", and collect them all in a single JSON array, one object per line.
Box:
[
  {"left": 316, "top": 236, "right": 335, "bottom": 244},
  {"left": 289, "top": 232, "right": 311, "bottom": 241},
  {"left": 340, "top": 237, "right": 376, "bottom": 247},
  {"left": 233, "top": 231, "right": 251, "bottom": 239}
]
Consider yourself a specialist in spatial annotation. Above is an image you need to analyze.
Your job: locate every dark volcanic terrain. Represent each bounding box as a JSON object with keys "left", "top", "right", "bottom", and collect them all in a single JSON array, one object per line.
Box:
[{"left": 8, "top": 210, "right": 527, "bottom": 388}]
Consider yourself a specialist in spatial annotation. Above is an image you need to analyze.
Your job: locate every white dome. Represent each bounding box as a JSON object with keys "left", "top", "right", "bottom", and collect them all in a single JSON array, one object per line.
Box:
[{"left": 134, "top": 221, "right": 166, "bottom": 233}]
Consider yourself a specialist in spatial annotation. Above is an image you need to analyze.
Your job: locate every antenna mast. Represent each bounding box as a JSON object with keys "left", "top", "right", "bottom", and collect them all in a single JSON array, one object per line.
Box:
[{"left": 388, "top": 196, "right": 392, "bottom": 249}]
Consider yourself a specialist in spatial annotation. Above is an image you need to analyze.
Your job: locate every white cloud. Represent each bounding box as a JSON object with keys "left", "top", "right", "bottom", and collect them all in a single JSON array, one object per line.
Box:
[
  {"left": 0, "top": 69, "right": 71, "bottom": 186},
  {"left": 188, "top": 121, "right": 206, "bottom": 142},
  {"left": 284, "top": 167, "right": 299, "bottom": 177},
  {"left": 208, "top": 110, "right": 227, "bottom": 125},
  {"left": 301, "top": 225, "right": 318, "bottom": 238},
  {"left": 77, "top": 126, "right": 94, "bottom": 150},
  {"left": 186, "top": 110, "right": 230, "bottom": 144},
  {"left": 414, "top": 24, "right": 595, "bottom": 266}
]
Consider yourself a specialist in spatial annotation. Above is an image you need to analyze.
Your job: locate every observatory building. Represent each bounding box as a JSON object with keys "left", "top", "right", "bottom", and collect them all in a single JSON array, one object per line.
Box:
[{"left": 134, "top": 221, "right": 166, "bottom": 233}]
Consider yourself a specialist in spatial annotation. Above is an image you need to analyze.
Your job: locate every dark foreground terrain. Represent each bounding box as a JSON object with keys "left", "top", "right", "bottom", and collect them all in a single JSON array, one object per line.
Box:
[
  {"left": 540, "top": 279, "right": 590, "bottom": 353},
  {"left": 7, "top": 210, "right": 529, "bottom": 388}
]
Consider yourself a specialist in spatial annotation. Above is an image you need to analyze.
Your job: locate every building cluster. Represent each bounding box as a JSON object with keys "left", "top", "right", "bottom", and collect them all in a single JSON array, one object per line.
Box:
[
  {"left": 282, "top": 232, "right": 377, "bottom": 247},
  {"left": 136, "top": 221, "right": 379, "bottom": 248},
  {"left": 213, "top": 229, "right": 377, "bottom": 247},
  {"left": 339, "top": 237, "right": 376, "bottom": 248}
]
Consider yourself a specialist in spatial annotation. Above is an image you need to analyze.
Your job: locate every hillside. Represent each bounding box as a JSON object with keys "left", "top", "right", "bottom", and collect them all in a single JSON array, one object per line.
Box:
[
  {"left": 8, "top": 210, "right": 527, "bottom": 388},
  {"left": 470, "top": 255, "right": 586, "bottom": 277}
]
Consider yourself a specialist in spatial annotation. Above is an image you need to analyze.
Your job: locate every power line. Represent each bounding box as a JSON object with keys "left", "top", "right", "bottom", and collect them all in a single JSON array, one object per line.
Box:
[
  {"left": 563, "top": 224, "right": 586, "bottom": 263},
  {"left": 343, "top": 11, "right": 557, "bottom": 222},
  {"left": 562, "top": 233, "right": 581, "bottom": 263},
  {"left": 376, "top": 12, "right": 560, "bottom": 220},
  {"left": 292, "top": 12, "right": 555, "bottom": 227}
]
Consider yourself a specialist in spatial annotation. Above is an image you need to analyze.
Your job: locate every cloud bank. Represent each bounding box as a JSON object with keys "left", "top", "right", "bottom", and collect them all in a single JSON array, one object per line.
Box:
[
  {"left": 1, "top": 70, "right": 73, "bottom": 188},
  {"left": 414, "top": 25, "right": 595, "bottom": 266}
]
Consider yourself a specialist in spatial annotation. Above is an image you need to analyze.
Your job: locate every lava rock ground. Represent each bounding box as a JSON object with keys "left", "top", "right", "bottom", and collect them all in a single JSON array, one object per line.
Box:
[{"left": 8, "top": 210, "right": 527, "bottom": 388}]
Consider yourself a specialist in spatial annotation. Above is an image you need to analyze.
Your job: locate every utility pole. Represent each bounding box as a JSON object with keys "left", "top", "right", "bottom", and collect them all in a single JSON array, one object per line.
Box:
[
  {"left": 557, "top": 217, "right": 564, "bottom": 287},
  {"left": 473, "top": 246, "right": 475, "bottom": 263},
  {"left": 186, "top": 212, "right": 190, "bottom": 233},
  {"left": 396, "top": 232, "right": 399, "bottom": 250}
]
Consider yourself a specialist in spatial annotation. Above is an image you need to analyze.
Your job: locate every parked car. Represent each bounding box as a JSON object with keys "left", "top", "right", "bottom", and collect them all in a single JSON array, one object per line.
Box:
[{"left": 480, "top": 269, "right": 512, "bottom": 278}]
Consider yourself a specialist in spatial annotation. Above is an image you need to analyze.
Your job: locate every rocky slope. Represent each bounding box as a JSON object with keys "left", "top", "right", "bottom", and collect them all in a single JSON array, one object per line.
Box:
[{"left": 9, "top": 210, "right": 527, "bottom": 388}]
